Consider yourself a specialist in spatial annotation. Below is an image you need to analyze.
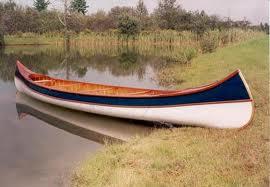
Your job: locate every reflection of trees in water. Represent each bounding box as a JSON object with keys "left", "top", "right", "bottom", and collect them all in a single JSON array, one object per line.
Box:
[
  {"left": 0, "top": 45, "right": 169, "bottom": 82},
  {"left": 60, "top": 49, "right": 89, "bottom": 80},
  {"left": 88, "top": 50, "right": 148, "bottom": 80},
  {"left": 0, "top": 48, "right": 16, "bottom": 82},
  {"left": 0, "top": 48, "right": 89, "bottom": 82}
]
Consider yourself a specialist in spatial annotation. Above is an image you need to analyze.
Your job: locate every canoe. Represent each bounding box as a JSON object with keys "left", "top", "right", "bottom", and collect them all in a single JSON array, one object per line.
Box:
[
  {"left": 16, "top": 92, "right": 152, "bottom": 143},
  {"left": 15, "top": 60, "right": 254, "bottom": 129}
]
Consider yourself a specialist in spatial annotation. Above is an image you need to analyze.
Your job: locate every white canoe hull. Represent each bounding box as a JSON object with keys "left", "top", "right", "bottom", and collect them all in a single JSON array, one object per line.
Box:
[{"left": 15, "top": 77, "right": 253, "bottom": 129}]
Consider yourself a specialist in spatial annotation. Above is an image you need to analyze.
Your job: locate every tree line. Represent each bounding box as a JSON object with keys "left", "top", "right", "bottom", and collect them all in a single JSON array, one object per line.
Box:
[{"left": 0, "top": 0, "right": 268, "bottom": 41}]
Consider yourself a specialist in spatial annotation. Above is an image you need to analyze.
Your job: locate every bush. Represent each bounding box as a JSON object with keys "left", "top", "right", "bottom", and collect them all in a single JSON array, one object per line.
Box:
[
  {"left": 118, "top": 15, "right": 140, "bottom": 38},
  {"left": 184, "top": 47, "right": 198, "bottom": 62},
  {"left": 81, "top": 29, "right": 93, "bottom": 35},
  {"left": 219, "top": 30, "right": 230, "bottom": 45},
  {"left": 166, "top": 47, "right": 197, "bottom": 64},
  {"left": 16, "top": 31, "right": 23, "bottom": 38},
  {"left": 200, "top": 31, "right": 219, "bottom": 53},
  {"left": 21, "top": 32, "right": 37, "bottom": 38}
]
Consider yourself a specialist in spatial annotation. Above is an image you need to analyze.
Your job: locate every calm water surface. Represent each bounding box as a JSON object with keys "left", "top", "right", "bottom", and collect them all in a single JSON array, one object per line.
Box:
[{"left": 0, "top": 45, "right": 169, "bottom": 187}]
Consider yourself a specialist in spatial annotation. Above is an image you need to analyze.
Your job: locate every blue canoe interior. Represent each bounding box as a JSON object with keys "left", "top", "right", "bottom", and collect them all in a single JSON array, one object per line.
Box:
[{"left": 15, "top": 61, "right": 252, "bottom": 107}]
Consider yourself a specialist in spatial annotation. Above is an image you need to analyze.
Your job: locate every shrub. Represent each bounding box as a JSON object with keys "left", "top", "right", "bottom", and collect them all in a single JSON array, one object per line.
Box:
[
  {"left": 118, "top": 15, "right": 140, "bottom": 39},
  {"left": 16, "top": 31, "right": 23, "bottom": 38},
  {"left": 81, "top": 29, "right": 92, "bottom": 35},
  {"left": 165, "top": 48, "right": 196, "bottom": 64},
  {"left": 200, "top": 31, "right": 219, "bottom": 53},
  {"left": 183, "top": 47, "right": 198, "bottom": 62},
  {"left": 22, "top": 32, "right": 37, "bottom": 38},
  {"left": 219, "top": 30, "right": 230, "bottom": 45}
]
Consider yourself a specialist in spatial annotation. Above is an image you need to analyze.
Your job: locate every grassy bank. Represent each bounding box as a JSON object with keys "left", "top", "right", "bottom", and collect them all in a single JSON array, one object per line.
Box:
[
  {"left": 72, "top": 36, "right": 269, "bottom": 187},
  {"left": 5, "top": 29, "right": 263, "bottom": 47},
  {"left": 4, "top": 30, "right": 264, "bottom": 65},
  {"left": 4, "top": 35, "right": 62, "bottom": 45}
]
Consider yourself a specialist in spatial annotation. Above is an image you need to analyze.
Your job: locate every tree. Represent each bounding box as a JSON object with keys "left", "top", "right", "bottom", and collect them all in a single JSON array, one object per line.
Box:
[
  {"left": 136, "top": 0, "right": 149, "bottom": 30},
  {"left": 136, "top": 0, "right": 148, "bottom": 19},
  {"left": 118, "top": 15, "right": 140, "bottom": 39},
  {"left": 193, "top": 11, "right": 210, "bottom": 37},
  {"left": 4, "top": 0, "right": 16, "bottom": 11},
  {"left": 154, "top": 0, "right": 184, "bottom": 30},
  {"left": 70, "top": 0, "right": 89, "bottom": 15},
  {"left": 264, "top": 23, "right": 269, "bottom": 35},
  {"left": 33, "top": 0, "right": 50, "bottom": 12},
  {"left": 109, "top": 6, "right": 136, "bottom": 20},
  {"left": 88, "top": 11, "right": 115, "bottom": 32},
  {"left": 260, "top": 23, "right": 264, "bottom": 31}
]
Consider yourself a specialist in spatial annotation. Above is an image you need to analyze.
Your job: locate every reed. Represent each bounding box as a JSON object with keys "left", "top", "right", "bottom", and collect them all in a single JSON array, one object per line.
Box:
[
  {"left": 5, "top": 29, "right": 263, "bottom": 48},
  {"left": 70, "top": 29, "right": 263, "bottom": 47},
  {"left": 5, "top": 29, "right": 264, "bottom": 65}
]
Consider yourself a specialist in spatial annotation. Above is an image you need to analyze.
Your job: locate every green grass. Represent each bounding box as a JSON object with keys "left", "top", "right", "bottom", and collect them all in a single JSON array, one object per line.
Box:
[{"left": 72, "top": 36, "right": 269, "bottom": 187}]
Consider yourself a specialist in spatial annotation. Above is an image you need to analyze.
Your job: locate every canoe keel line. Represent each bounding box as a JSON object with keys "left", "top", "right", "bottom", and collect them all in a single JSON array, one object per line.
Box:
[{"left": 15, "top": 61, "right": 254, "bottom": 128}]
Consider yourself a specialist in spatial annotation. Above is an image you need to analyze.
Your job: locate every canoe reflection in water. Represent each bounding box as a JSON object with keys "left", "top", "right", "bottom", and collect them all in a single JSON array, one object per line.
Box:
[{"left": 16, "top": 92, "right": 153, "bottom": 144}]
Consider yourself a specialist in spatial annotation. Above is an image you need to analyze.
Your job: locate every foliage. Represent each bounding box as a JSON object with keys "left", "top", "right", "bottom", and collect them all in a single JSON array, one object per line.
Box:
[
  {"left": 136, "top": 0, "right": 149, "bottom": 30},
  {"left": 153, "top": 0, "right": 184, "bottom": 30},
  {"left": 183, "top": 47, "right": 198, "bottom": 62},
  {"left": 136, "top": 0, "right": 148, "bottom": 18},
  {"left": 87, "top": 11, "right": 116, "bottom": 32},
  {"left": 193, "top": 11, "right": 210, "bottom": 37},
  {"left": 200, "top": 31, "right": 219, "bottom": 53},
  {"left": 0, "top": 29, "right": 4, "bottom": 46},
  {"left": 260, "top": 22, "right": 269, "bottom": 35},
  {"left": 70, "top": 0, "right": 89, "bottom": 15},
  {"left": 109, "top": 6, "right": 136, "bottom": 20},
  {"left": 33, "top": 0, "right": 50, "bottom": 12},
  {"left": 219, "top": 30, "right": 231, "bottom": 45},
  {"left": 0, "top": 1, "right": 264, "bottom": 35},
  {"left": 118, "top": 15, "right": 140, "bottom": 38}
]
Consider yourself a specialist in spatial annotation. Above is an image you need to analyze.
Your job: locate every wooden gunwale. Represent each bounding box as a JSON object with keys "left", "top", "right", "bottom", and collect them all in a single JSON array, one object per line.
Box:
[{"left": 16, "top": 60, "right": 245, "bottom": 99}]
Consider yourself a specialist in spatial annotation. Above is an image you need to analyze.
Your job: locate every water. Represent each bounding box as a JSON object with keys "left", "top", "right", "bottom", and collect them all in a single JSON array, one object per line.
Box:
[{"left": 0, "top": 45, "right": 167, "bottom": 187}]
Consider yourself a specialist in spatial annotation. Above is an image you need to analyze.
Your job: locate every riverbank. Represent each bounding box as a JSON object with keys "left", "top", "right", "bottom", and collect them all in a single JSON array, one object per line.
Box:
[
  {"left": 4, "top": 30, "right": 264, "bottom": 66},
  {"left": 4, "top": 29, "right": 263, "bottom": 47},
  {"left": 4, "top": 35, "right": 61, "bottom": 45},
  {"left": 72, "top": 36, "right": 269, "bottom": 186}
]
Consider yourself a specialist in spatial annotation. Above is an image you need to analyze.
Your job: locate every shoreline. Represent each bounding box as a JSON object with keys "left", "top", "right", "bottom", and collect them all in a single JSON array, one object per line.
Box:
[{"left": 71, "top": 36, "right": 269, "bottom": 187}]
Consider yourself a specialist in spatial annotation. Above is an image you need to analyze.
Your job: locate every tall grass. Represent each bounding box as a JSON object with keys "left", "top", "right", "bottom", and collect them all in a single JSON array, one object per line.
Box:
[
  {"left": 6, "top": 29, "right": 264, "bottom": 48},
  {"left": 5, "top": 29, "right": 265, "bottom": 63},
  {"left": 71, "top": 29, "right": 263, "bottom": 48}
]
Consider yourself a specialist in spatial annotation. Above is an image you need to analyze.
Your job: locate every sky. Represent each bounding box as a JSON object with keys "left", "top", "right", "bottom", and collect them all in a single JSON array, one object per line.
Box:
[{"left": 10, "top": 0, "right": 269, "bottom": 24}]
